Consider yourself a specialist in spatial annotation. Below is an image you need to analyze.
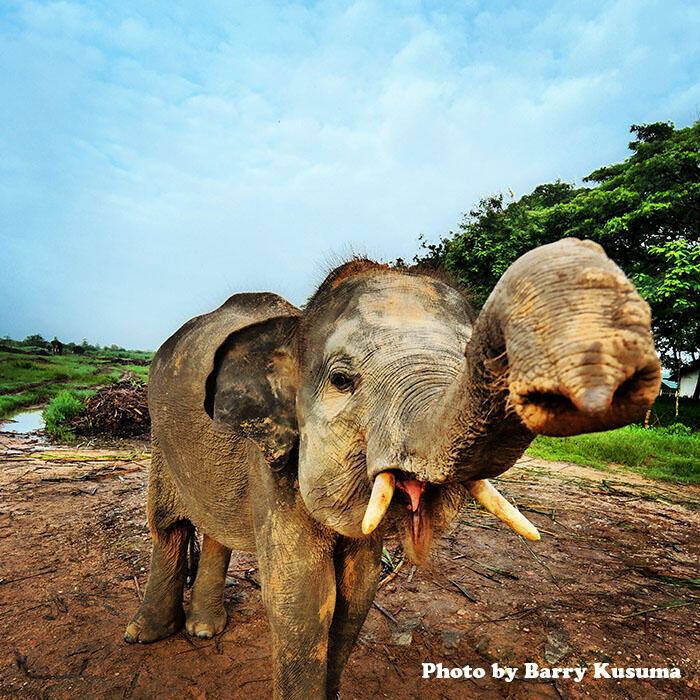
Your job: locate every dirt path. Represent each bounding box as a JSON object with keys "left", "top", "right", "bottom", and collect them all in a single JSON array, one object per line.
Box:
[{"left": 1, "top": 431, "right": 698, "bottom": 699}]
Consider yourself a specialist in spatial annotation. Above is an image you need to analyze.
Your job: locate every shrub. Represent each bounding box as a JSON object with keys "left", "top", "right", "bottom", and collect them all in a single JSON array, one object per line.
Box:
[
  {"left": 43, "top": 390, "right": 91, "bottom": 442},
  {"left": 663, "top": 422, "right": 693, "bottom": 436},
  {"left": 644, "top": 397, "right": 700, "bottom": 432}
]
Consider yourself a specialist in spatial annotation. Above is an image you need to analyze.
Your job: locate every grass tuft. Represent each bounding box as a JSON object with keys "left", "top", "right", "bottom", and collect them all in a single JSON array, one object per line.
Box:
[{"left": 42, "top": 390, "right": 94, "bottom": 442}]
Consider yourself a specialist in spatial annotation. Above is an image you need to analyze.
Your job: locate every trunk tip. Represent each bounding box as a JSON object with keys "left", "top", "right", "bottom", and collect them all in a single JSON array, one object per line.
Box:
[{"left": 575, "top": 385, "right": 614, "bottom": 415}]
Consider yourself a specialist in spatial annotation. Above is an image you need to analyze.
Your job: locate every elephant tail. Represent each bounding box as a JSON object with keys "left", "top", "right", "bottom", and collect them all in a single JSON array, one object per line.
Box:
[{"left": 185, "top": 530, "right": 201, "bottom": 588}]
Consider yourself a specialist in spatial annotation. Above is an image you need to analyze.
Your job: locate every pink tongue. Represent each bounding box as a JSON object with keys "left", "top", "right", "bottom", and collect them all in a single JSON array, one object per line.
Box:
[{"left": 397, "top": 479, "right": 426, "bottom": 512}]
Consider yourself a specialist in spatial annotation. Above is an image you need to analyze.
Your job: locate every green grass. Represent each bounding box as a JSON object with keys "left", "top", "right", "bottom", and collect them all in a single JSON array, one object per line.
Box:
[
  {"left": 43, "top": 390, "right": 95, "bottom": 442},
  {"left": 0, "top": 349, "right": 153, "bottom": 420},
  {"left": 0, "top": 390, "right": 50, "bottom": 417},
  {"left": 528, "top": 425, "right": 700, "bottom": 484},
  {"left": 120, "top": 364, "right": 150, "bottom": 382}
]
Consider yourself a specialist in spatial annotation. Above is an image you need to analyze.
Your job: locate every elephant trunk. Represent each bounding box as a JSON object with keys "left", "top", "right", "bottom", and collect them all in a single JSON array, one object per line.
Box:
[
  {"left": 508, "top": 332, "right": 661, "bottom": 437},
  {"left": 439, "top": 238, "right": 662, "bottom": 481}
]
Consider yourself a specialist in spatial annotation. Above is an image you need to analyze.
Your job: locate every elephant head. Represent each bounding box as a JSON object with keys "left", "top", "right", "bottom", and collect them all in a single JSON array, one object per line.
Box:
[{"left": 208, "top": 239, "right": 661, "bottom": 561}]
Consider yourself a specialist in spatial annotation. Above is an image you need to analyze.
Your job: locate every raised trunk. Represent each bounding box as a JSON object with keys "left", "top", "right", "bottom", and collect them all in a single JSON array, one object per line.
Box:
[
  {"left": 434, "top": 238, "right": 662, "bottom": 482},
  {"left": 430, "top": 298, "right": 534, "bottom": 482}
]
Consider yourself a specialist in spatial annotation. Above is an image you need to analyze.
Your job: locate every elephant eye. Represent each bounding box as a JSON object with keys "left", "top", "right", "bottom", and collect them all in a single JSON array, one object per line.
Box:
[{"left": 330, "top": 371, "right": 354, "bottom": 393}]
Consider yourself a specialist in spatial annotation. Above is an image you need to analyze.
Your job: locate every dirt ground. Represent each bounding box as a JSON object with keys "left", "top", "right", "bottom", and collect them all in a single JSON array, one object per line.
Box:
[{"left": 0, "top": 428, "right": 698, "bottom": 700}]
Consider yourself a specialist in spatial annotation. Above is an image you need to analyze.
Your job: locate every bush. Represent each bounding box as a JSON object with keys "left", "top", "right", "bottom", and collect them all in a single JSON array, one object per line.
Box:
[
  {"left": 43, "top": 390, "right": 91, "bottom": 442},
  {"left": 12, "top": 360, "right": 34, "bottom": 370},
  {"left": 664, "top": 422, "right": 693, "bottom": 436},
  {"left": 0, "top": 393, "right": 37, "bottom": 417},
  {"left": 644, "top": 397, "right": 700, "bottom": 431}
]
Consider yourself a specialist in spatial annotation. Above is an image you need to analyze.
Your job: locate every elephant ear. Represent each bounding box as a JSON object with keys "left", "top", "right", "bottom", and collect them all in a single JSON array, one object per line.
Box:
[{"left": 206, "top": 314, "right": 300, "bottom": 470}]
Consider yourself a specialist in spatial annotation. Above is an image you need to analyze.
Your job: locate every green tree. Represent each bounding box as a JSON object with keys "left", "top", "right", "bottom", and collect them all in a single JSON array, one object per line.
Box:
[
  {"left": 413, "top": 120, "right": 700, "bottom": 387},
  {"left": 570, "top": 121, "right": 700, "bottom": 374},
  {"left": 22, "top": 333, "right": 49, "bottom": 349},
  {"left": 423, "top": 181, "right": 581, "bottom": 308}
]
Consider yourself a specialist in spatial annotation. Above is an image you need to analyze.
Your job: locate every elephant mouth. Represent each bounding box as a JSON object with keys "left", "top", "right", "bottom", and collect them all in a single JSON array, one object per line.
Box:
[
  {"left": 396, "top": 476, "right": 428, "bottom": 545},
  {"left": 361, "top": 470, "right": 426, "bottom": 523},
  {"left": 361, "top": 470, "right": 432, "bottom": 559},
  {"left": 361, "top": 470, "right": 540, "bottom": 560}
]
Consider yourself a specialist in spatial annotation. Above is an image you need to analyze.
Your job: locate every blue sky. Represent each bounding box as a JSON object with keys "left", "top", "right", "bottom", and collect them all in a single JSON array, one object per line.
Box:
[{"left": 1, "top": 0, "right": 699, "bottom": 349}]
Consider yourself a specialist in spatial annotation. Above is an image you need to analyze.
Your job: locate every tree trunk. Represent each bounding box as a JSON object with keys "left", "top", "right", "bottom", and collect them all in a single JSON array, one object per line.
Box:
[{"left": 674, "top": 352, "right": 680, "bottom": 418}]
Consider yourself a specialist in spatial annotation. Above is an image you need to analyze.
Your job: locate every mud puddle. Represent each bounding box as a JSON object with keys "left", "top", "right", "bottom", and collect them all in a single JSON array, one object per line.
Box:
[{"left": 1, "top": 409, "right": 45, "bottom": 434}]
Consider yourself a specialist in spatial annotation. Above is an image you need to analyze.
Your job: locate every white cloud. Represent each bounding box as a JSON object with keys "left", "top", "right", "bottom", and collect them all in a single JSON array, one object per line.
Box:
[{"left": 1, "top": 0, "right": 699, "bottom": 347}]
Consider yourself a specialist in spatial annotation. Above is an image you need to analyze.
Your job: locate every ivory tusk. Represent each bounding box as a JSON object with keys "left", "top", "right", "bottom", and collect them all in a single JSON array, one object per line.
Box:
[
  {"left": 467, "top": 479, "right": 540, "bottom": 541},
  {"left": 361, "top": 472, "right": 396, "bottom": 535}
]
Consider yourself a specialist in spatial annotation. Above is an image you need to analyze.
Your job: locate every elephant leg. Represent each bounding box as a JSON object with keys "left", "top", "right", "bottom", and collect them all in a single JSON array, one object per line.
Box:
[
  {"left": 186, "top": 534, "right": 231, "bottom": 638},
  {"left": 248, "top": 443, "right": 336, "bottom": 700},
  {"left": 124, "top": 518, "right": 192, "bottom": 643},
  {"left": 256, "top": 522, "right": 336, "bottom": 700},
  {"left": 126, "top": 447, "right": 192, "bottom": 643},
  {"left": 326, "top": 534, "right": 383, "bottom": 698}
]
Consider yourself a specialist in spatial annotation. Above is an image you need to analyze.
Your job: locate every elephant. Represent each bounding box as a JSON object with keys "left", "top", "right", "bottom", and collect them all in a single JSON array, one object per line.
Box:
[{"left": 124, "top": 238, "right": 661, "bottom": 699}]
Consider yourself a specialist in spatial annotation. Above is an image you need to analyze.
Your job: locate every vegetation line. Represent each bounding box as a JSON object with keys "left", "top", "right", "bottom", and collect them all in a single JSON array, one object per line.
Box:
[
  {"left": 0, "top": 337, "right": 152, "bottom": 423},
  {"left": 527, "top": 424, "right": 700, "bottom": 485}
]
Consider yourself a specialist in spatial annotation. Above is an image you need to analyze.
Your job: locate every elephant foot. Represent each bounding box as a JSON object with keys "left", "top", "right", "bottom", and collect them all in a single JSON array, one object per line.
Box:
[
  {"left": 185, "top": 604, "right": 227, "bottom": 639},
  {"left": 124, "top": 606, "right": 185, "bottom": 643}
]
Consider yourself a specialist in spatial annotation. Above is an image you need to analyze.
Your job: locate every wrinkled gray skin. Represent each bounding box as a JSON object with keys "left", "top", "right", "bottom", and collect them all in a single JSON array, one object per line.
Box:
[{"left": 124, "top": 239, "right": 661, "bottom": 700}]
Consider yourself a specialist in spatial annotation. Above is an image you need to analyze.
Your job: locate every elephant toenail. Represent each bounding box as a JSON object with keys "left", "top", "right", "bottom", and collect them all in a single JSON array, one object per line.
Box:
[{"left": 197, "top": 630, "right": 210, "bottom": 638}]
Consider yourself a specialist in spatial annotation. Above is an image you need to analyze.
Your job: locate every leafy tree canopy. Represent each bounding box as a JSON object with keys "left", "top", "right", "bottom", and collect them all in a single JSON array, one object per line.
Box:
[
  {"left": 22, "top": 334, "right": 49, "bottom": 349},
  {"left": 412, "top": 120, "right": 700, "bottom": 370}
]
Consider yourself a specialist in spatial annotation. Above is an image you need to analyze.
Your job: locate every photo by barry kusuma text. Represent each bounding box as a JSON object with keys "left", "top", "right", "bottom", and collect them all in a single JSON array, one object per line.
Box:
[{"left": 422, "top": 661, "right": 683, "bottom": 683}]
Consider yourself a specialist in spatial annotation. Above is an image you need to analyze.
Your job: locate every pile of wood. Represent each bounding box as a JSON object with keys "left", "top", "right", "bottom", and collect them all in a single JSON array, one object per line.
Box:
[{"left": 76, "top": 381, "right": 150, "bottom": 437}]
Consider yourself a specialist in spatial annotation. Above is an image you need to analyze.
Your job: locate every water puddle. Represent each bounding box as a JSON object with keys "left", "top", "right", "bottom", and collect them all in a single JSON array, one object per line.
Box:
[{"left": 2, "top": 409, "right": 45, "bottom": 434}]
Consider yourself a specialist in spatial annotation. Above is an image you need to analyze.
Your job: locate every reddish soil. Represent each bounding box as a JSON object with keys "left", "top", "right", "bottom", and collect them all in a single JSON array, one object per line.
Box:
[{"left": 0, "top": 430, "right": 698, "bottom": 700}]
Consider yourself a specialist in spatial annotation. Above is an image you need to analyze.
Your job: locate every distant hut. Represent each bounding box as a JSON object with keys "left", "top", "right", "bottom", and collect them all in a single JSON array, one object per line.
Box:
[
  {"left": 679, "top": 360, "right": 700, "bottom": 401},
  {"left": 50, "top": 337, "right": 63, "bottom": 355},
  {"left": 659, "top": 378, "right": 677, "bottom": 397}
]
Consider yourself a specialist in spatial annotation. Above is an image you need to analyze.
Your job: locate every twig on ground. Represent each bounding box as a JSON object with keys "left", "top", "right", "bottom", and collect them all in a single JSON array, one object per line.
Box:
[
  {"left": 520, "top": 536, "right": 558, "bottom": 584},
  {"left": 243, "top": 568, "right": 261, "bottom": 589},
  {"left": 41, "top": 468, "right": 139, "bottom": 482},
  {"left": 33, "top": 452, "right": 150, "bottom": 463},
  {"left": 482, "top": 564, "right": 519, "bottom": 580},
  {"left": 449, "top": 579, "right": 478, "bottom": 602},
  {"left": 238, "top": 677, "right": 272, "bottom": 688},
  {"left": 0, "top": 568, "right": 57, "bottom": 586},
  {"left": 372, "top": 601, "right": 399, "bottom": 625},
  {"left": 122, "top": 670, "right": 141, "bottom": 699},
  {"left": 382, "top": 645, "right": 405, "bottom": 679},
  {"left": 465, "top": 566, "right": 502, "bottom": 583},
  {"left": 621, "top": 600, "right": 693, "bottom": 618},
  {"left": 378, "top": 559, "right": 404, "bottom": 589},
  {"left": 65, "top": 644, "right": 106, "bottom": 658}
]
